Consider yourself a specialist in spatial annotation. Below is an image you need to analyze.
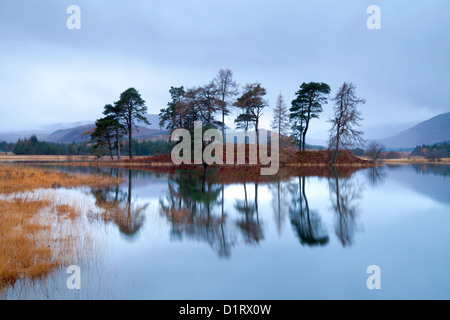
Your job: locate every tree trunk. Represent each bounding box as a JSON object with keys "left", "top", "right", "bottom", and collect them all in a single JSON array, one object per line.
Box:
[
  {"left": 128, "top": 124, "right": 133, "bottom": 159},
  {"left": 255, "top": 117, "right": 259, "bottom": 164},
  {"left": 128, "top": 104, "right": 133, "bottom": 159},
  {"left": 335, "top": 122, "right": 341, "bottom": 166},
  {"left": 107, "top": 139, "right": 114, "bottom": 161},
  {"left": 278, "top": 119, "right": 281, "bottom": 149},
  {"left": 302, "top": 107, "right": 311, "bottom": 151},
  {"left": 222, "top": 107, "right": 225, "bottom": 143},
  {"left": 255, "top": 182, "right": 259, "bottom": 225},
  {"left": 116, "top": 130, "right": 121, "bottom": 160}
]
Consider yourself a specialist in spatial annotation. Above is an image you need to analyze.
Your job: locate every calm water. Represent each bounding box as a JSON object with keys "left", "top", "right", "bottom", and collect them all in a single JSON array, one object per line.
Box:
[{"left": 2, "top": 164, "right": 450, "bottom": 299}]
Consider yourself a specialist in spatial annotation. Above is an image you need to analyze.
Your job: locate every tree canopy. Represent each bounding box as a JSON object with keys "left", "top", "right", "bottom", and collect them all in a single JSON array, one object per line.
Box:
[
  {"left": 115, "top": 87, "right": 150, "bottom": 159},
  {"left": 290, "top": 82, "right": 330, "bottom": 151}
]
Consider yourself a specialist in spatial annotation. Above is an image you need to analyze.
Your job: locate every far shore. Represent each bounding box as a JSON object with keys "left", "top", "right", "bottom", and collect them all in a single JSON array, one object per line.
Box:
[
  {"left": 1, "top": 153, "right": 449, "bottom": 166},
  {"left": 378, "top": 157, "right": 450, "bottom": 164}
]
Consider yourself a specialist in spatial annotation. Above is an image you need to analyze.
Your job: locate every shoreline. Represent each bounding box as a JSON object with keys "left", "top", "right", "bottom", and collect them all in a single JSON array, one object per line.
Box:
[{"left": 2, "top": 154, "right": 449, "bottom": 167}]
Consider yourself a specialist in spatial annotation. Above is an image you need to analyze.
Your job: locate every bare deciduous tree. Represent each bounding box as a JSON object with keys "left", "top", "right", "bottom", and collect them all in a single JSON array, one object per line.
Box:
[
  {"left": 365, "top": 141, "right": 385, "bottom": 163},
  {"left": 328, "top": 82, "right": 365, "bottom": 164},
  {"left": 213, "top": 69, "right": 239, "bottom": 139},
  {"left": 271, "top": 93, "right": 290, "bottom": 147}
]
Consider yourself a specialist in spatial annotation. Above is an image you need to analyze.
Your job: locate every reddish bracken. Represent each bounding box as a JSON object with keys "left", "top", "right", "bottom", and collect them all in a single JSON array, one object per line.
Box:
[
  {"left": 119, "top": 149, "right": 371, "bottom": 183},
  {"left": 125, "top": 149, "right": 369, "bottom": 166}
]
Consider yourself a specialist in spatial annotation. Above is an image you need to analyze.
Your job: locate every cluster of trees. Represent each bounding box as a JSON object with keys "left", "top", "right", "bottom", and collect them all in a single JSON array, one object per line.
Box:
[
  {"left": 131, "top": 139, "right": 169, "bottom": 156},
  {"left": 365, "top": 141, "right": 385, "bottom": 163},
  {"left": 358, "top": 142, "right": 405, "bottom": 163},
  {"left": 91, "top": 87, "right": 150, "bottom": 159},
  {"left": 0, "top": 141, "right": 15, "bottom": 152},
  {"left": 2, "top": 136, "right": 168, "bottom": 157},
  {"left": 89, "top": 70, "right": 367, "bottom": 162},
  {"left": 411, "top": 142, "right": 450, "bottom": 161},
  {"left": 159, "top": 69, "right": 248, "bottom": 169},
  {"left": 12, "top": 136, "right": 91, "bottom": 155},
  {"left": 159, "top": 69, "right": 367, "bottom": 164},
  {"left": 159, "top": 69, "right": 240, "bottom": 145}
]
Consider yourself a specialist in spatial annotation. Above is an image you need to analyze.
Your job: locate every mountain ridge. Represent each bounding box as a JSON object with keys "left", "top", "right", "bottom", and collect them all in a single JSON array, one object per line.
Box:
[{"left": 378, "top": 112, "right": 450, "bottom": 149}]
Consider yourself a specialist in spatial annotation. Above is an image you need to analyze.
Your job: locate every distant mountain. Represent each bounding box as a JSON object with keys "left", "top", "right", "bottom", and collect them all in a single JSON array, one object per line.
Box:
[
  {"left": 44, "top": 124, "right": 95, "bottom": 144},
  {"left": 378, "top": 112, "right": 450, "bottom": 149},
  {"left": 0, "top": 115, "right": 167, "bottom": 144},
  {"left": 363, "top": 122, "right": 416, "bottom": 140},
  {"left": 36, "top": 120, "right": 94, "bottom": 133},
  {"left": 0, "top": 121, "right": 93, "bottom": 143},
  {"left": 44, "top": 122, "right": 168, "bottom": 144}
]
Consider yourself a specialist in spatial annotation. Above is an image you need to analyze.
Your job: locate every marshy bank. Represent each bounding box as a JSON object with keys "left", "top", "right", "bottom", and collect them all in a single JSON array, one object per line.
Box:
[{"left": 0, "top": 164, "right": 122, "bottom": 296}]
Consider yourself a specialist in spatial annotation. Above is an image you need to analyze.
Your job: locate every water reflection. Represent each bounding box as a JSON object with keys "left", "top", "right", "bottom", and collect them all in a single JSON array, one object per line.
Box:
[
  {"left": 235, "top": 182, "right": 263, "bottom": 244},
  {"left": 85, "top": 166, "right": 371, "bottom": 253},
  {"left": 365, "top": 166, "right": 387, "bottom": 188},
  {"left": 412, "top": 163, "right": 450, "bottom": 177},
  {"left": 91, "top": 170, "right": 147, "bottom": 238},
  {"left": 269, "top": 177, "right": 290, "bottom": 235},
  {"left": 328, "top": 169, "right": 363, "bottom": 247},
  {"left": 159, "top": 171, "right": 236, "bottom": 258},
  {"left": 289, "top": 176, "right": 329, "bottom": 246}
]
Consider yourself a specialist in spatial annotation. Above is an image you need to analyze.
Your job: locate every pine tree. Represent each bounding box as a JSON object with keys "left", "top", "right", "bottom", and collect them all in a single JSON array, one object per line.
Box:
[
  {"left": 290, "top": 82, "right": 330, "bottom": 151},
  {"left": 115, "top": 88, "right": 150, "bottom": 159}
]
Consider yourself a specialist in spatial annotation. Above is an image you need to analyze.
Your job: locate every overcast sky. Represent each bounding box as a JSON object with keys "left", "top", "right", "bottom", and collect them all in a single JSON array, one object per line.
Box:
[{"left": 0, "top": 0, "right": 449, "bottom": 141}]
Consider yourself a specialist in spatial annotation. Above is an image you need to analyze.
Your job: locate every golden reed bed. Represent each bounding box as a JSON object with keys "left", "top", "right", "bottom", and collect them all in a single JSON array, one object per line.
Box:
[{"left": 0, "top": 164, "right": 121, "bottom": 293}]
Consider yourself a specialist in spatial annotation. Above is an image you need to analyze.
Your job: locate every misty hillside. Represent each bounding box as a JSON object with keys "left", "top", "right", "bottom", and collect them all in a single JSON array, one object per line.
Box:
[
  {"left": 142, "top": 114, "right": 161, "bottom": 130},
  {"left": 44, "top": 123, "right": 167, "bottom": 144},
  {"left": 43, "top": 114, "right": 165, "bottom": 144},
  {"left": 0, "top": 121, "right": 93, "bottom": 143},
  {"left": 0, "top": 114, "right": 167, "bottom": 144},
  {"left": 44, "top": 124, "right": 95, "bottom": 144},
  {"left": 378, "top": 112, "right": 450, "bottom": 149}
]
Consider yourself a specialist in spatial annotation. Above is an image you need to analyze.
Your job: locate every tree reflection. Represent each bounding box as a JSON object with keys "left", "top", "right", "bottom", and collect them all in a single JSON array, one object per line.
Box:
[
  {"left": 412, "top": 163, "right": 450, "bottom": 178},
  {"left": 269, "top": 176, "right": 290, "bottom": 235},
  {"left": 289, "top": 176, "right": 329, "bottom": 247},
  {"left": 91, "top": 170, "right": 147, "bottom": 237},
  {"left": 159, "top": 171, "right": 236, "bottom": 258},
  {"left": 365, "top": 166, "right": 387, "bottom": 188},
  {"left": 234, "top": 182, "right": 264, "bottom": 244},
  {"left": 328, "top": 169, "right": 362, "bottom": 247}
]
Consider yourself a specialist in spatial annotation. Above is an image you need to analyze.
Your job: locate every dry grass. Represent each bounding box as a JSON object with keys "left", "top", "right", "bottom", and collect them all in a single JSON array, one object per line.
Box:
[
  {"left": 0, "top": 155, "right": 97, "bottom": 162},
  {"left": 0, "top": 164, "right": 122, "bottom": 293},
  {"left": 379, "top": 156, "right": 450, "bottom": 164},
  {"left": 0, "top": 154, "right": 145, "bottom": 163},
  {"left": 0, "top": 164, "right": 121, "bottom": 194}
]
